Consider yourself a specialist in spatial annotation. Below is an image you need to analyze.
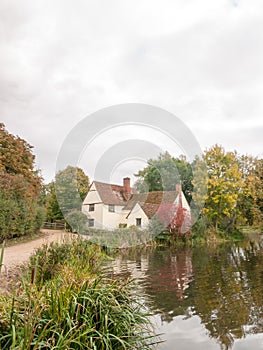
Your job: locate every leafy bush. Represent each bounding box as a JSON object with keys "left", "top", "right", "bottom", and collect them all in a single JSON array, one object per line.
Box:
[
  {"left": 65, "top": 209, "right": 88, "bottom": 234},
  {"left": 85, "top": 227, "right": 153, "bottom": 249},
  {"left": 29, "top": 236, "right": 103, "bottom": 287}
]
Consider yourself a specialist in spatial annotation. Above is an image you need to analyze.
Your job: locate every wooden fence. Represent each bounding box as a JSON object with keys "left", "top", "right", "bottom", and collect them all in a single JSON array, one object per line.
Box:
[{"left": 42, "top": 222, "right": 67, "bottom": 230}]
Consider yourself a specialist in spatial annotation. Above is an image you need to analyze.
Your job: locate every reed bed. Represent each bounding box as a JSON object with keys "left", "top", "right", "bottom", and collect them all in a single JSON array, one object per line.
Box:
[
  {"left": 85, "top": 227, "right": 154, "bottom": 249},
  {"left": 0, "top": 237, "right": 156, "bottom": 349}
]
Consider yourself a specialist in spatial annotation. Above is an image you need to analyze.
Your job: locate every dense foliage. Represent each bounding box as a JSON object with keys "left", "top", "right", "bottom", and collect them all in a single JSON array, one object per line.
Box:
[
  {"left": 0, "top": 124, "right": 44, "bottom": 241},
  {"left": 137, "top": 148, "right": 262, "bottom": 239},
  {"left": 0, "top": 239, "right": 155, "bottom": 349},
  {"left": 134, "top": 152, "right": 193, "bottom": 203},
  {"left": 156, "top": 203, "right": 191, "bottom": 238},
  {"left": 192, "top": 145, "right": 263, "bottom": 236},
  {"left": 45, "top": 166, "right": 89, "bottom": 226}
]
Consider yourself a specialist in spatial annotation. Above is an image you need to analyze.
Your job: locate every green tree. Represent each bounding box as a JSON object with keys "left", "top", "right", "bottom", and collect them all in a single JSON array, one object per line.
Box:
[
  {"left": 65, "top": 209, "right": 87, "bottom": 234},
  {"left": 236, "top": 155, "right": 262, "bottom": 227},
  {"left": 134, "top": 152, "right": 193, "bottom": 203},
  {"left": 254, "top": 159, "right": 263, "bottom": 220},
  {"left": 46, "top": 166, "right": 89, "bottom": 221},
  {"left": 45, "top": 182, "right": 63, "bottom": 222},
  {"left": 191, "top": 156, "right": 208, "bottom": 220}
]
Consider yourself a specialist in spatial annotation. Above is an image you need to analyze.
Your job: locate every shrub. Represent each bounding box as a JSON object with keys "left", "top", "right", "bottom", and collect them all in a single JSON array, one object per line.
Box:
[
  {"left": 65, "top": 209, "right": 88, "bottom": 234},
  {"left": 29, "top": 236, "right": 103, "bottom": 287},
  {"left": 85, "top": 227, "right": 153, "bottom": 249}
]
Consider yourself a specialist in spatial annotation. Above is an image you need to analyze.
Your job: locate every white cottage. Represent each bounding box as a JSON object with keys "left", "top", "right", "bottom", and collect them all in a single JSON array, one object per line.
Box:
[{"left": 82, "top": 177, "right": 191, "bottom": 230}]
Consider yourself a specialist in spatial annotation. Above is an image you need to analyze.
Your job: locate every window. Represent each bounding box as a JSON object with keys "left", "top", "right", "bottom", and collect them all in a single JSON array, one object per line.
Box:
[
  {"left": 88, "top": 219, "right": 94, "bottom": 227},
  {"left": 89, "top": 204, "right": 95, "bottom": 211},
  {"left": 136, "top": 218, "right": 142, "bottom": 227},
  {"left": 108, "top": 204, "right": 115, "bottom": 212}
]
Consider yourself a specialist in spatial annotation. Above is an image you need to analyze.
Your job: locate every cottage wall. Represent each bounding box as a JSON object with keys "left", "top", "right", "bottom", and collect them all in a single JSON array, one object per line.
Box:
[
  {"left": 82, "top": 183, "right": 103, "bottom": 228},
  {"left": 127, "top": 203, "right": 149, "bottom": 228},
  {"left": 101, "top": 204, "right": 126, "bottom": 229}
]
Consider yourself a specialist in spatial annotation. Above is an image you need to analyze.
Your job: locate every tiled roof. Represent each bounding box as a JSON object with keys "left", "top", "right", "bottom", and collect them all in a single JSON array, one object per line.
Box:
[
  {"left": 124, "top": 190, "right": 178, "bottom": 218},
  {"left": 141, "top": 203, "right": 160, "bottom": 219},
  {"left": 94, "top": 181, "right": 136, "bottom": 205},
  {"left": 94, "top": 180, "right": 180, "bottom": 218}
]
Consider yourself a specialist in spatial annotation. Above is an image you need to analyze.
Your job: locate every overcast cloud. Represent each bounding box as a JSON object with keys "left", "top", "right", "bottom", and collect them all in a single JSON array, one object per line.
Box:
[{"left": 1, "top": 0, "right": 262, "bottom": 183}]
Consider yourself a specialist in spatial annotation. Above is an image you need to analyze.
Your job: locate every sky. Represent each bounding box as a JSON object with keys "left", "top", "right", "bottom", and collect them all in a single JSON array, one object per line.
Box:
[{"left": 1, "top": 0, "right": 263, "bottom": 184}]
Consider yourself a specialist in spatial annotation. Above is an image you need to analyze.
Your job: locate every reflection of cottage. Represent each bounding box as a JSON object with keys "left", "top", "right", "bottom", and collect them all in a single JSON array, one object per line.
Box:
[
  {"left": 82, "top": 177, "right": 190, "bottom": 230},
  {"left": 110, "top": 256, "right": 149, "bottom": 280}
]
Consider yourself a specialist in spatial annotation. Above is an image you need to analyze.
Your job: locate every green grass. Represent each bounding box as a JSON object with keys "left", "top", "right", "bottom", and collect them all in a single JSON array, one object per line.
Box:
[
  {"left": 2, "top": 231, "right": 45, "bottom": 247},
  {"left": 0, "top": 237, "right": 157, "bottom": 349}
]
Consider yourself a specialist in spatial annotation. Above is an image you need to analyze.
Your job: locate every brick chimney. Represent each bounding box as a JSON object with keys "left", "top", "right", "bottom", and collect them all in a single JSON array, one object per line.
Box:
[
  {"left": 122, "top": 177, "right": 131, "bottom": 201},
  {"left": 176, "top": 183, "right": 182, "bottom": 193},
  {"left": 176, "top": 182, "right": 182, "bottom": 207}
]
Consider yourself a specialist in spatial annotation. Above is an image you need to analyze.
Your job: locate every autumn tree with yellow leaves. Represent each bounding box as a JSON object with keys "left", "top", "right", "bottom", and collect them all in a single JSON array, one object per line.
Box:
[{"left": 193, "top": 145, "right": 243, "bottom": 231}]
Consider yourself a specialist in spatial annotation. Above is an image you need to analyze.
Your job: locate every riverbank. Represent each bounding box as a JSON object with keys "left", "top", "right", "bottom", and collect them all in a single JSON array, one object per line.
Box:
[{"left": 0, "top": 236, "right": 156, "bottom": 349}]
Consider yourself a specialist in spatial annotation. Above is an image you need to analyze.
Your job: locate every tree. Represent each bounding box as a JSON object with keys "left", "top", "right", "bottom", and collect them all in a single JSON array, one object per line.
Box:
[
  {"left": 0, "top": 124, "right": 43, "bottom": 240},
  {"left": 134, "top": 152, "right": 193, "bottom": 203},
  {"left": 235, "top": 155, "right": 262, "bottom": 227},
  {"left": 0, "top": 123, "right": 41, "bottom": 191},
  {"left": 199, "top": 145, "right": 243, "bottom": 231},
  {"left": 45, "top": 182, "right": 63, "bottom": 222},
  {"left": 191, "top": 156, "right": 208, "bottom": 221},
  {"left": 65, "top": 209, "right": 88, "bottom": 234},
  {"left": 45, "top": 166, "right": 89, "bottom": 222},
  {"left": 254, "top": 159, "right": 263, "bottom": 221},
  {"left": 156, "top": 203, "right": 191, "bottom": 238}
]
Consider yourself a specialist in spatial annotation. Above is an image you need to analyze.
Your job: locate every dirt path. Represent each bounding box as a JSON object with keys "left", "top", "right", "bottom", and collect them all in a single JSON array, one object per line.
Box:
[{"left": 1, "top": 230, "right": 68, "bottom": 273}]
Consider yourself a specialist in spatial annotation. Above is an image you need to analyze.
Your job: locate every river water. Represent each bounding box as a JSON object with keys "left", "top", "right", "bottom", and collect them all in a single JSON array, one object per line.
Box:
[{"left": 108, "top": 234, "right": 263, "bottom": 350}]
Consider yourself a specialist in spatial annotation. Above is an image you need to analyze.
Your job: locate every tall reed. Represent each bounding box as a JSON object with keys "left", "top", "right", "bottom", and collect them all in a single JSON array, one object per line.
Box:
[
  {"left": 0, "top": 237, "right": 157, "bottom": 349},
  {"left": 0, "top": 241, "right": 5, "bottom": 273}
]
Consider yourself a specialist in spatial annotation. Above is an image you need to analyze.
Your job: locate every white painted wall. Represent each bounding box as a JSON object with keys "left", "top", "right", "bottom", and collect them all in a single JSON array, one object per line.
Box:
[
  {"left": 82, "top": 183, "right": 103, "bottom": 228},
  {"left": 101, "top": 204, "right": 126, "bottom": 229},
  {"left": 82, "top": 183, "right": 128, "bottom": 229},
  {"left": 127, "top": 203, "right": 149, "bottom": 228},
  {"left": 173, "top": 192, "right": 192, "bottom": 233},
  {"left": 82, "top": 183, "right": 101, "bottom": 205}
]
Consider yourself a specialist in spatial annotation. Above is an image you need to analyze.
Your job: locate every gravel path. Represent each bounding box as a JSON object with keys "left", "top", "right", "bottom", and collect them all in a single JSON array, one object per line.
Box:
[{"left": 1, "top": 230, "right": 68, "bottom": 273}]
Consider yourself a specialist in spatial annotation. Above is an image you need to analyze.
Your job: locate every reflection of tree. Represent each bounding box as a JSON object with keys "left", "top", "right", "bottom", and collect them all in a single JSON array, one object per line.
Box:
[
  {"left": 192, "top": 240, "right": 263, "bottom": 350},
  {"left": 109, "top": 238, "right": 263, "bottom": 349}
]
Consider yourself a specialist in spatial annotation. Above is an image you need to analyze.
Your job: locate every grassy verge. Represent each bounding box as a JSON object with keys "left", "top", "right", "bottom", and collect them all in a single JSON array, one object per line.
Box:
[
  {"left": 2, "top": 231, "right": 46, "bottom": 248},
  {"left": 0, "top": 237, "right": 156, "bottom": 349}
]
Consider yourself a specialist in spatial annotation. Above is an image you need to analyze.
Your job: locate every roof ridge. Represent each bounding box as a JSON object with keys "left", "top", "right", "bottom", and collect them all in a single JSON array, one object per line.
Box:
[{"left": 93, "top": 180, "right": 122, "bottom": 187}]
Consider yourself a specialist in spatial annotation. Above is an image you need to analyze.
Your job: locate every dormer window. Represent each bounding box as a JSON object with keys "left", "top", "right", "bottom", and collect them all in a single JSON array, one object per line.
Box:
[
  {"left": 108, "top": 204, "right": 115, "bottom": 212},
  {"left": 89, "top": 204, "right": 95, "bottom": 211}
]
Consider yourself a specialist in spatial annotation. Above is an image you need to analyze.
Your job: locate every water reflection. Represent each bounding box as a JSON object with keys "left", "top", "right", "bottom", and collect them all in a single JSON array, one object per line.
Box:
[{"left": 109, "top": 235, "right": 263, "bottom": 349}]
